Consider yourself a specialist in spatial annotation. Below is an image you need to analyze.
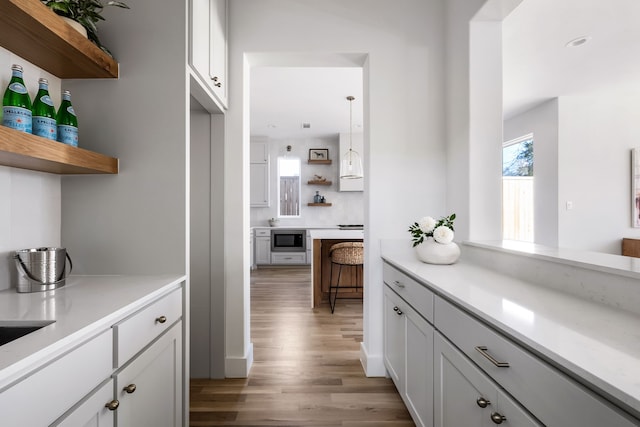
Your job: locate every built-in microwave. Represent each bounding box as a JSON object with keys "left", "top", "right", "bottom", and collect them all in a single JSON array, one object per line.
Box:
[{"left": 271, "top": 229, "right": 306, "bottom": 252}]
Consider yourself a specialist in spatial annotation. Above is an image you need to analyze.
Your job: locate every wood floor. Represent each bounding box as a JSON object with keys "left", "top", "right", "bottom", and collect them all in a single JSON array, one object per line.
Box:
[{"left": 190, "top": 266, "right": 415, "bottom": 427}]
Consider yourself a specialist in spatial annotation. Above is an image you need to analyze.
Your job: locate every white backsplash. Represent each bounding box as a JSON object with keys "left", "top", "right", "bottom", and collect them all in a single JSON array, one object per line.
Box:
[{"left": 250, "top": 136, "right": 364, "bottom": 227}]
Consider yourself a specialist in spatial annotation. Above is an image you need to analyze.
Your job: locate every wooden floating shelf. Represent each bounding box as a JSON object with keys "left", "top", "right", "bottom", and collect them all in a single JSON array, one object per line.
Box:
[
  {"left": 0, "top": 126, "right": 118, "bottom": 174},
  {"left": 308, "top": 159, "right": 332, "bottom": 165},
  {"left": 308, "top": 203, "right": 332, "bottom": 207},
  {"left": 307, "top": 180, "right": 332, "bottom": 185},
  {"left": 0, "top": 0, "right": 119, "bottom": 79}
]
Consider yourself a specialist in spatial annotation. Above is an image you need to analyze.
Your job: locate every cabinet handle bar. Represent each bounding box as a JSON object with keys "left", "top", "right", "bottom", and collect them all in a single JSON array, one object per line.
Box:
[
  {"left": 475, "top": 346, "right": 509, "bottom": 368},
  {"left": 393, "top": 280, "right": 405, "bottom": 288}
]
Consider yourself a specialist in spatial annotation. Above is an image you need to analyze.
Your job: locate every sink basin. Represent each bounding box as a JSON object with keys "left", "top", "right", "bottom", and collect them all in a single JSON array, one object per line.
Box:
[{"left": 0, "top": 321, "right": 55, "bottom": 346}]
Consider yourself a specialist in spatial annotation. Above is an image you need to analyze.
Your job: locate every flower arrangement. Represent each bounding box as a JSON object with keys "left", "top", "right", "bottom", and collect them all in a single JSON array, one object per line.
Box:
[{"left": 408, "top": 213, "right": 456, "bottom": 247}]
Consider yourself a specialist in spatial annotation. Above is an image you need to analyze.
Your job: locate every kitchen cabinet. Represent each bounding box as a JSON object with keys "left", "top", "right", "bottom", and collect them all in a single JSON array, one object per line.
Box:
[
  {"left": 255, "top": 229, "right": 271, "bottom": 265},
  {"left": 434, "top": 332, "right": 541, "bottom": 427},
  {"left": 53, "top": 379, "right": 115, "bottom": 427},
  {"left": 189, "top": 0, "right": 228, "bottom": 108},
  {"left": 250, "top": 141, "right": 270, "bottom": 207},
  {"left": 271, "top": 252, "right": 306, "bottom": 264}
]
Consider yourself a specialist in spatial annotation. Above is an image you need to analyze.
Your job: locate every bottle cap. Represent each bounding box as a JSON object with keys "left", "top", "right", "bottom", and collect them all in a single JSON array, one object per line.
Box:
[
  {"left": 62, "top": 90, "right": 72, "bottom": 96},
  {"left": 11, "top": 64, "right": 23, "bottom": 72},
  {"left": 38, "top": 78, "right": 48, "bottom": 84}
]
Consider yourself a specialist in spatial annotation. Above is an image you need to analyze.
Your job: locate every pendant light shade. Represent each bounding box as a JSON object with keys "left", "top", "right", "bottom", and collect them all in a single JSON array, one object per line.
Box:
[{"left": 340, "top": 96, "right": 363, "bottom": 179}]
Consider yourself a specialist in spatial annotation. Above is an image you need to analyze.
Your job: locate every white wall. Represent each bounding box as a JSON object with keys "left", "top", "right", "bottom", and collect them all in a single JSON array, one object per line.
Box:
[
  {"left": 250, "top": 136, "right": 364, "bottom": 227},
  {"left": 228, "top": 0, "right": 446, "bottom": 376},
  {"left": 504, "top": 99, "right": 559, "bottom": 247},
  {"left": 0, "top": 49, "right": 62, "bottom": 291},
  {"left": 558, "top": 92, "right": 640, "bottom": 254}
]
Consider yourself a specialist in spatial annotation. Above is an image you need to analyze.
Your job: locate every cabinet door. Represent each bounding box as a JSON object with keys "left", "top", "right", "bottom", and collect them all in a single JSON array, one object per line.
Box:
[
  {"left": 383, "top": 286, "right": 405, "bottom": 389},
  {"left": 255, "top": 236, "right": 271, "bottom": 265},
  {"left": 210, "top": 0, "right": 227, "bottom": 105},
  {"left": 250, "top": 141, "right": 268, "bottom": 163},
  {"left": 405, "top": 308, "right": 434, "bottom": 427},
  {"left": 250, "top": 163, "right": 270, "bottom": 207},
  {"left": 52, "top": 379, "right": 115, "bottom": 427},
  {"left": 189, "top": 0, "right": 210, "bottom": 81},
  {"left": 116, "top": 323, "right": 183, "bottom": 427}
]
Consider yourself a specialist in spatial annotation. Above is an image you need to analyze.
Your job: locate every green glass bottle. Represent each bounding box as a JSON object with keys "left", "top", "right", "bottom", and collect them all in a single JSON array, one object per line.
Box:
[
  {"left": 56, "top": 90, "right": 78, "bottom": 147},
  {"left": 32, "top": 78, "right": 57, "bottom": 140},
  {"left": 2, "top": 64, "right": 32, "bottom": 134}
]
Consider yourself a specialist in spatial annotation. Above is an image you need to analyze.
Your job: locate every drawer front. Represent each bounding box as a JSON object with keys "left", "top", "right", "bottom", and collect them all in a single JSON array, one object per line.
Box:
[
  {"left": 383, "top": 262, "right": 434, "bottom": 323},
  {"left": 255, "top": 229, "right": 270, "bottom": 237},
  {"left": 114, "top": 288, "right": 182, "bottom": 367},
  {"left": 271, "top": 252, "right": 307, "bottom": 264},
  {"left": 435, "top": 297, "right": 638, "bottom": 427},
  {"left": 0, "top": 329, "right": 112, "bottom": 426}
]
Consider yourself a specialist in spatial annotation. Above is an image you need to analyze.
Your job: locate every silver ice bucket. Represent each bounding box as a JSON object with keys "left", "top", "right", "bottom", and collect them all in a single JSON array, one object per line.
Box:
[{"left": 13, "top": 247, "right": 73, "bottom": 293}]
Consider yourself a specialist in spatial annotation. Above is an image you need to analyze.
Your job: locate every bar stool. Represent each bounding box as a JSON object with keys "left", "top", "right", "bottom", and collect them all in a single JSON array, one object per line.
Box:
[{"left": 329, "top": 242, "right": 364, "bottom": 313}]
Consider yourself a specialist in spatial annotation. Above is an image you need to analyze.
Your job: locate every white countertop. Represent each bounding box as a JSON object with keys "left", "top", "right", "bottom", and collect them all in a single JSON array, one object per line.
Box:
[
  {"left": 309, "top": 229, "right": 364, "bottom": 240},
  {"left": 0, "top": 274, "right": 185, "bottom": 389},
  {"left": 380, "top": 239, "right": 640, "bottom": 417}
]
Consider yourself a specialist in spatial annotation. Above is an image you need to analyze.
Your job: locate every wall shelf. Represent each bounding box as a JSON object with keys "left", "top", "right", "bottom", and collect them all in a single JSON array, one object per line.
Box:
[
  {"left": 307, "top": 180, "right": 332, "bottom": 185},
  {"left": 308, "top": 203, "right": 332, "bottom": 207},
  {"left": 0, "top": 0, "right": 119, "bottom": 79},
  {"left": 0, "top": 126, "right": 118, "bottom": 174},
  {"left": 308, "top": 159, "right": 332, "bottom": 165}
]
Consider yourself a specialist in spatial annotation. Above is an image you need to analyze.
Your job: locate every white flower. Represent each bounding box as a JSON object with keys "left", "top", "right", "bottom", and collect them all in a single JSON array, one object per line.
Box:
[
  {"left": 418, "top": 216, "right": 436, "bottom": 233},
  {"left": 433, "top": 226, "right": 454, "bottom": 244}
]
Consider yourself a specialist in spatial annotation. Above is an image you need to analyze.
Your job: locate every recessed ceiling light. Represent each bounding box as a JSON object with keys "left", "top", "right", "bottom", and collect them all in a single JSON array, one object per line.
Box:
[
  {"left": 302, "top": 123, "right": 311, "bottom": 129},
  {"left": 565, "top": 36, "right": 591, "bottom": 48},
  {"left": 267, "top": 124, "right": 277, "bottom": 128}
]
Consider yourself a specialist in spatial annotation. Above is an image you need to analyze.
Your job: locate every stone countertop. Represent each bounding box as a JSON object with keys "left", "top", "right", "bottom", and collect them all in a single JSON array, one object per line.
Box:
[
  {"left": 309, "top": 229, "right": 364, "bottom": 240},
  {"left": 0, "top": 274, "right": 185, "bottom": 389},
  {"left": 380, "top": 239, "right": 640, "bottom": 418}
]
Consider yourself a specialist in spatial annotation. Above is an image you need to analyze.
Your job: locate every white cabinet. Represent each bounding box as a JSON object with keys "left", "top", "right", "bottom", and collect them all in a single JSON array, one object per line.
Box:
[
  {"left": 434, "top": 332, "right": 541, "bottom": 427},
  {"left": 271, "top": 252, "right": 307, "bottom": 264},
  {"left": 53, "top": 379, "right": 115, "bottom": 427},
  {"left": 339, "top": 132, "right": 364, "bottom": 192},
  {"left": 255, "top": 229, "right": 271, "bottom": 265},
  {"left": 115, "top": 323, "right": 183, "bottom": 427},
  {"left": 250, "top": 142, "right": 270, "bottom": 207},
  {"left": 383, "top": 285, "right": 434, "bottom": 427},
  {"left": 189, "top": 0, "right": 228, "bottom": 108},
  {"left": 250, "top": 231, "right": 255, "bottom": 269}
]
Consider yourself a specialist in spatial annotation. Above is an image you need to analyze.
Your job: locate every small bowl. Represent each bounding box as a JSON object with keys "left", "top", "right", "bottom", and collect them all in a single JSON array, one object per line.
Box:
[{"left": 268, "top": 219, "right": 279, "bottom": 227}]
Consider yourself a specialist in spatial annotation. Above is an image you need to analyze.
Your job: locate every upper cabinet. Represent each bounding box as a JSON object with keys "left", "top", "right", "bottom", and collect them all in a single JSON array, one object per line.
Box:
[
  {"left": 0, "top": 0, "right": 119, "bottom": 174},
  {"left": 189, "top": 0, "right": 228, "bottom": 109}
]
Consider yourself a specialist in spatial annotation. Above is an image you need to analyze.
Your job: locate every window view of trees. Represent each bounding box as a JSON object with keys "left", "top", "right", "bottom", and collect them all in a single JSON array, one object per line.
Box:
[
  {"left": 503, "top": 135, "right": 534, "bottom": 242},
  {"left": 503, "top": 137, "right": 533, "bottom": 177}
]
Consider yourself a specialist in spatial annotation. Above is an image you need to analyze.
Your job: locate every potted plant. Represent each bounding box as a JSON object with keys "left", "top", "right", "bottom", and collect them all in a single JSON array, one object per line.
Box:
[
  {"left": 408, "top": 213, "right": 460, "bottom": 264},
  {"left": 41, "top": 0, "right": 129, "bottom": 56}
]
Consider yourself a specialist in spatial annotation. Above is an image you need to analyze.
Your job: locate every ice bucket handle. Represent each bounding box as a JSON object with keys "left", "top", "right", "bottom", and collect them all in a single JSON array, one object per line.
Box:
[{"left": 13, "top": 251, "right": 73, "bottom": 286}]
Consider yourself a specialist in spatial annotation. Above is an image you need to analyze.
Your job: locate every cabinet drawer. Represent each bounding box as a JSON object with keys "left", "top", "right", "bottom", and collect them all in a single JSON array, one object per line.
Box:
[
  {"left": 271, "top": 252, "right": 307, "bottom": 264},
  {"left": 255, "top": 229, "right": 270, "bottom": 237},
  {"left": 114, "top": 288, "right": 182, "bottom": 367},
  {"left": 0, "top": 329, "right": 112, "bottom": 426},
  {"left": 435, "top": 297, "right": 638, "bottom": 427},
  {"left": 383, "top": 262, "right": 434, "bottom": 323}
]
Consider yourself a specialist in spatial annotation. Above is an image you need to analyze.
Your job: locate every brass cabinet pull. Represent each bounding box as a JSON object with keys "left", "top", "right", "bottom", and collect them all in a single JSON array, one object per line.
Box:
[
  {"left": 476, "top": 397, "right": 491, "bottom": 408},
  {"left": 396, "top": 309, "right": 403, "bottom": 316},
  {"left": 105, "top": 400, "right": 119, "bottom": 411},
  {"left": 123, "top": 383, "right": 137, "bottom": 394},
  {"left": 475, "top": 346, "right": 510, "bottom": 368},
  {"left": 393, "top": 306, "right": 399, "bottom": 312},
  {"left": 155, "top": 315, "right": 167, "bottom": 324},
  {"left": 393, "top": 280, "right": 405, "bottom": 288},
  {"left": 490, "top": 412, "right": 506, "bottom": 424}
]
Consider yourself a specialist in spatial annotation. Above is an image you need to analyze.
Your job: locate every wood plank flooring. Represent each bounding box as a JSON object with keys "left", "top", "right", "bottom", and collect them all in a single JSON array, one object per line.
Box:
[{"left": 190, "top": 266, "right": 414, "bottom": 427}]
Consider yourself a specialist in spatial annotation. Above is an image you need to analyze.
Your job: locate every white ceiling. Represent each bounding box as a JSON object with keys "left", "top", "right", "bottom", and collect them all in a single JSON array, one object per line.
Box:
[
  {"left": 503, "top": 0, "right": 640, "bottom": 119},
  {"left": 250, "top": 67, "right": 363, "bottom": 140}
]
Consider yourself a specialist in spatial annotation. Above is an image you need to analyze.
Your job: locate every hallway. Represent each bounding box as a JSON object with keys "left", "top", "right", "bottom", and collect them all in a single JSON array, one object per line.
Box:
[{"left": 190, "top": 266, "right": 414, "bottom": 426}]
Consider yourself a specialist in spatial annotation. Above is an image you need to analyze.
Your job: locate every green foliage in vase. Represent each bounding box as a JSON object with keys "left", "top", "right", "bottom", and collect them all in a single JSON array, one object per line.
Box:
[
  {"left": 41, "top": 0, "right": 129, "bottom": 57},
  {"left": 408, "top": 213, "right": 456, "bottom": 247}
]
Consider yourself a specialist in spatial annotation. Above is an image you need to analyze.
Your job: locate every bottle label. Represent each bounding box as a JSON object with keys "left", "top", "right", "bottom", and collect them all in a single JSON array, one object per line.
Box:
[
  {"left": 8, "top": 82, "right": 27, "bottom": 94},
  {"left": 57, "top": 124, "right": 78, "bottom": 146},
  {"left": 67, "top": 106, "right": 76, "bottom": 116},
  {"left": 2, "top": 106, "right": 32, "bottom": 133},
  {"left": 33, "top": 116, "right": 57, "bottom": 140},
  {"left": 40, "top": 95, "right": 55, "bottom": 107}
]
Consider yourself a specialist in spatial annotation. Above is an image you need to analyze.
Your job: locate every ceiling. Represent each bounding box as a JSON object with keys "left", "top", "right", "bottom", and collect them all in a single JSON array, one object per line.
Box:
[
  {"left": 503, "top": 0, "right": 640, "bottom": 119},
  {"left": 250, "top": 67, "right": 363, "bottom": 140}
]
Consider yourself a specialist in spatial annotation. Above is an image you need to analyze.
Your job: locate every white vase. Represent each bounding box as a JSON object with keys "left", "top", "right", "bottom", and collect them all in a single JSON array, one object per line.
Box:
[
  {"left": 62, "top": 17, "right": 88, "bottom": 38},
  {"left": 414, "top": 238, "right": 460, "bottom": 265}
]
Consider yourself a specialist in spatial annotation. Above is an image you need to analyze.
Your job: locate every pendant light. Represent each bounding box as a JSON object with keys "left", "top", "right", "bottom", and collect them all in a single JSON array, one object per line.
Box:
[{"left": 340, "top": 95, "right": 363, "bottom": 179}]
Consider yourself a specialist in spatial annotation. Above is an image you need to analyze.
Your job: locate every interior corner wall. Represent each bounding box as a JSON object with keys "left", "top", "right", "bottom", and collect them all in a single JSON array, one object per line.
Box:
[
  {"left": 558, "top": 93, "right": 640, "bottom": 254},
  {"left": 504, "top": 99, "right": 559, "bottom": 247},
  {"left": 228, "top": 0, "right": 446, "bottom": 377}
]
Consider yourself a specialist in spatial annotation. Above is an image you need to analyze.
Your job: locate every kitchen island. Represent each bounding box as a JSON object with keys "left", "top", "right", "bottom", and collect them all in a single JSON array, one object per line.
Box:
[{"left": 309, "top": 229, "right": 364, "bottom": 308}]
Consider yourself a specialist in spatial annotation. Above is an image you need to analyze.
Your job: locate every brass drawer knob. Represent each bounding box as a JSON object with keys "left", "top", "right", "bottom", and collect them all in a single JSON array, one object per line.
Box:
[
  {"left": 476, "top": 397, "right": 491, "bottom": 408},
  {"left": 123, "top": 383, "right": 137, "bottom": 394},
  {"left": 155, "top": 315, "right": 167, "bottom": 324},
  {"left": 490, "top": 412, "right": 506, "bottom": 424},
  {"left": 105, "top": 400, "right": 119, "bottom": 411}
]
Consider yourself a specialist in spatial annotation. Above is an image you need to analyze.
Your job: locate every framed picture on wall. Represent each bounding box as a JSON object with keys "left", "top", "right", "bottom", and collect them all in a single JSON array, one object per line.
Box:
[
  {"left": 309, "top": 148, "right": 329, "bottom": 161},
  {"left": 632, "top": 148, "right": 640, "bottom": 227}
]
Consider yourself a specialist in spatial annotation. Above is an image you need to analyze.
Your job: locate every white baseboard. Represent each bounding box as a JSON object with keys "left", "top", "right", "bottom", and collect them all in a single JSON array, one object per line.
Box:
[
  {"left": 360, "top": 342, "right": 387, "bottom": 377},
  {"left": 225, "top": 342, "right": 254, "bottom": 378}
]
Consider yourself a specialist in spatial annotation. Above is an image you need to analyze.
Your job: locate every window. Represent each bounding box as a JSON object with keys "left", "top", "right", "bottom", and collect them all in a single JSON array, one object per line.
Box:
[
  {"left": 278, "top": 157, "right": 301, "bottom": 217},
  {"left": 502, "top": 134, "right": 533, "bottom": 242}
]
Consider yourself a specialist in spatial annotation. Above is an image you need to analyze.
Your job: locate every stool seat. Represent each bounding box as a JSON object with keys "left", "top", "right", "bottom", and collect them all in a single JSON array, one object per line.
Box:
[{"left": 329, "top": 242, "right": 364, "bottom": 313}]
